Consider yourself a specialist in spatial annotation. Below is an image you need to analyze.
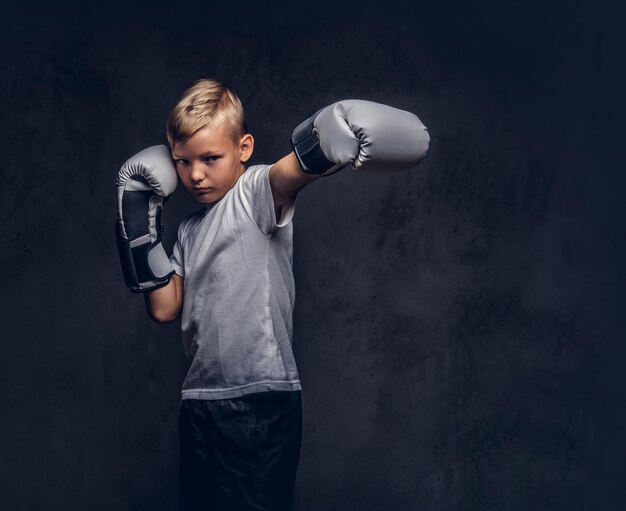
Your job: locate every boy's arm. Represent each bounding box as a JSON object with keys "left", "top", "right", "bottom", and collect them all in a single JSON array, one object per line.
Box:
[
  {"left": 115, "top": 145, "right": 184, "bottom": 323},
  {"left": 268, "top": 100, "right": 429, "bottom": 216},
  {"left": 268, "top": 152, "right": 321, "bottom": 209},
  {"left": 143, "top": 274, "right": 184, "bottom": 323}
]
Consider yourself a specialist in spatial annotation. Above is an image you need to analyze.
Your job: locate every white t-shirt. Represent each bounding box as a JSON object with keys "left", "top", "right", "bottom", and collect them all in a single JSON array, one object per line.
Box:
[{"left": 169, "top": 164, "right": 302, "bottom": 400}]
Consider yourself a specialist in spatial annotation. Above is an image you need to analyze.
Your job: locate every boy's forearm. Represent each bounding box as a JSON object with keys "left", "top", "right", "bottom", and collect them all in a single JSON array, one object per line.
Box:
[
  {"left": 269, "top": 152, "right": 321, "bottom": 207},
  {"left": 143, "top": 274, "right": 183, "bottom": 323}
]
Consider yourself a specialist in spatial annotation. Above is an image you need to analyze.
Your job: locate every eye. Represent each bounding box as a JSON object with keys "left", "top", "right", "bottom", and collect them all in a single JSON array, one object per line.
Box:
[
  {"left": 175, "top": 159, "right": 188, "bottom": 166},
  {"left": 203, "top": 156, "right": 220, "bottom": 163}
]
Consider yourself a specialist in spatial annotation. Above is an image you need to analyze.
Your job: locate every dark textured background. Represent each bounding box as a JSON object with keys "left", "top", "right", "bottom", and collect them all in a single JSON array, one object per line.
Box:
[{"left": 1, "top": 0, "right": 624, "bottom": 509}]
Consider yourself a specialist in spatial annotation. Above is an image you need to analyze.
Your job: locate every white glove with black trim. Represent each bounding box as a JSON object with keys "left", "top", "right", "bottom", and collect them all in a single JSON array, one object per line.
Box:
[
  {"left": 291, "top": 99, "right": 430, "bottom": 176},
  {"left": 115, "top": 145, "right": 177, "bottom": 293}
]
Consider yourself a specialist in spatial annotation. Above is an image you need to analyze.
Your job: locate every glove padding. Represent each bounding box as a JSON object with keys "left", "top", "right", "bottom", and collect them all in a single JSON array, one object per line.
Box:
[
  {"left": 115, "top": 145, "right": 177, "bottom": 293},
  {"left": 291, "top": 99, "right": 430, "bottom": 176}
]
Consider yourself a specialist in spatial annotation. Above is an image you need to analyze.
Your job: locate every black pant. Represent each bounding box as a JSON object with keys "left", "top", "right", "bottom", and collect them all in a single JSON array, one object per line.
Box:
[{"left": 178, "top": 391, "right": 302, "bottom": 511}]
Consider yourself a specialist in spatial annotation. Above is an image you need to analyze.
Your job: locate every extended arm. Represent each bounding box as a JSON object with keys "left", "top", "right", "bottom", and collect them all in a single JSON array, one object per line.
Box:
[{"left": 269, "top": 99, "right": 429, "bottom": 218}]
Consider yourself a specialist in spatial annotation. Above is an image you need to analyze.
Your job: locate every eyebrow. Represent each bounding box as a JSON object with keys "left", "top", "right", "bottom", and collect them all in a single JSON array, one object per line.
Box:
[{"left": 172, "top": 150, "right": 222, "bottom": 159}]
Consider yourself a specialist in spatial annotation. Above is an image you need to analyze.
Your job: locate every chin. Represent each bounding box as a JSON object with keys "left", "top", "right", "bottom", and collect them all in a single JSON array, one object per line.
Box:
[{"left": 196, "top": 193, "right": 223, "bottom": 204}]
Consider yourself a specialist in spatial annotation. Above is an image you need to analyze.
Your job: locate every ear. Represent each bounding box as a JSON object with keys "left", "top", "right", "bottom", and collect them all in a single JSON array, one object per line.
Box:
[{"left": 239, "top": 133, "right": 254, "bottom": 163}]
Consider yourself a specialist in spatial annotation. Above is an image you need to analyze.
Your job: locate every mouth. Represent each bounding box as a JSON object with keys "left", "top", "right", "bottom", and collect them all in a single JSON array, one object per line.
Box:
[{"left": 193, "top": 188, "right": 212, "bottom": 194}]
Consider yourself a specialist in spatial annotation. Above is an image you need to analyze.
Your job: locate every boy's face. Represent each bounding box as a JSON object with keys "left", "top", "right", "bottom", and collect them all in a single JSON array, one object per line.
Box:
[{"left": 171, "top": 124, "right": 254, "bottom": 204}]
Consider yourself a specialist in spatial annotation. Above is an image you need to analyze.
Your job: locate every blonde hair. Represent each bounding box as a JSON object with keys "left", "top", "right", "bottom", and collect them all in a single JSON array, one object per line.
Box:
[{"left": 166, "top": 78, "right": 247, "bottom": 148}]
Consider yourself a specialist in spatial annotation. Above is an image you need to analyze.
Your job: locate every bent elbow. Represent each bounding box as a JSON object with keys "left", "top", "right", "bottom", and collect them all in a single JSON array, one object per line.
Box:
[{"left": 148, "top": 309, "right": 179, "bottom": 324}]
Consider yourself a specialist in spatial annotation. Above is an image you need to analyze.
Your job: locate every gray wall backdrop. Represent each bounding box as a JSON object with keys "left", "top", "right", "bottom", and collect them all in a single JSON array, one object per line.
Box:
[{"left": 1, "top": 0, "right": 624, "bottom": 509}]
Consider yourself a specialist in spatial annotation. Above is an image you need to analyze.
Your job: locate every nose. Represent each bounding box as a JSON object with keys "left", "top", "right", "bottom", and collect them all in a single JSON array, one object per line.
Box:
[{"left": 190, "top": 161, "right": 206, "bottom": 184}]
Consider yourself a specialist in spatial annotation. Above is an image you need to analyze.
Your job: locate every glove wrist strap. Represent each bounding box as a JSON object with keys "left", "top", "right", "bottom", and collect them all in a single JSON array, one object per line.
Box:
[{"left": 291, "top": 110, "right": 346, "bottom": 176}]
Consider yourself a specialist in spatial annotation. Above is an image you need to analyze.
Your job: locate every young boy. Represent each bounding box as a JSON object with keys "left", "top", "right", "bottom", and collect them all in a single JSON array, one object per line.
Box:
[{"left": 115, "top": 79, "right": 429, "bottom": 511}]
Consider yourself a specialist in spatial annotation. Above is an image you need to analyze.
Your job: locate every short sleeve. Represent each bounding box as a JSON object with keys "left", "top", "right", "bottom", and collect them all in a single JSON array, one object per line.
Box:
[
  {"left": 236, "top": 164, "right": 297, "bottom": 236},
  {"left": 169, "top": 222, "right": 185, "bottom": 277}
]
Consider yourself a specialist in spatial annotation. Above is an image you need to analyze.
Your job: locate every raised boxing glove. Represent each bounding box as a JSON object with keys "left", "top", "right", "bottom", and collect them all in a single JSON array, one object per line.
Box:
[
  {"left": 291, "top": 99, "right": 430, "bottom": 176},
  {"left": 115, "top": 145, "right": 178, "bottom": 293}
]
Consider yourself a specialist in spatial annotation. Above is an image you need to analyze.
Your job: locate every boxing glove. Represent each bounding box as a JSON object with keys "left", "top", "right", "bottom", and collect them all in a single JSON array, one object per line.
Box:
[
  {"left": 115, "top": 145, "right": 178, "bottom": 293},
  {"left": 291, "top": 99, "right": 430, "bottom": 176}
]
